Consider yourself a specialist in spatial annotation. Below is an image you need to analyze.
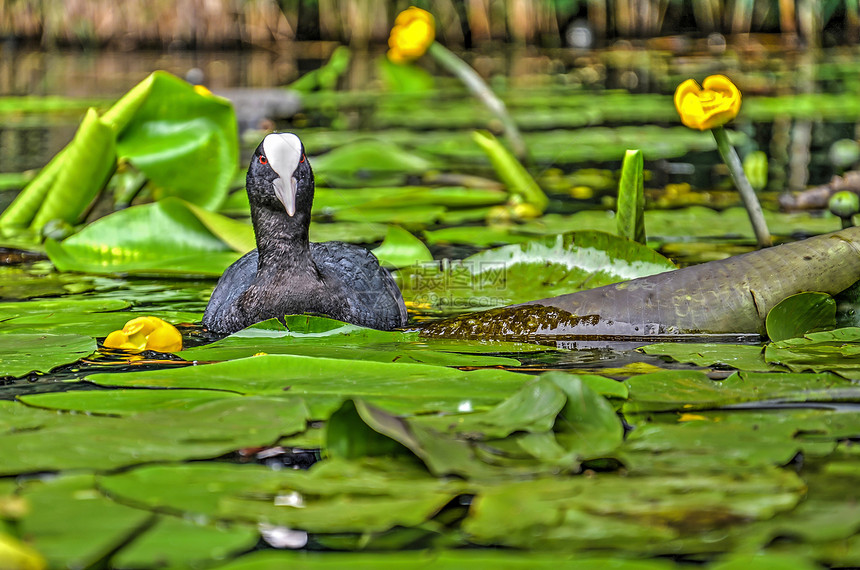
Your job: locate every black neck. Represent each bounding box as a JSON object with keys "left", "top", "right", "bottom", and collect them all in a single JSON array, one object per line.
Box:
[{"left": 251, "top": 205, "right": 312, "bottom": 269}]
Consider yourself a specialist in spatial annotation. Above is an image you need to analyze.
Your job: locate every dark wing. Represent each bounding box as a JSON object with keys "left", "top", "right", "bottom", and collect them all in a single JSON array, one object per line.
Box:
[
  {"left": 311, "top": 241, "right": 407, "bottom": 330},
  {"left": 202, "top": 249, "right": 259, "bottom": 332}
]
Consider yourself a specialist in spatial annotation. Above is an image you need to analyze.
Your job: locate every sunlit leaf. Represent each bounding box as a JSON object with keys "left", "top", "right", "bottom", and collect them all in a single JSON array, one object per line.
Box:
[
  {"left": 472, "top": 130, "right": 548, "bottom": 212},
  {"left": 113, "top": 71, "right": 238, "bottom": 210},
  {"left": 397, "top": 230, "right": 675, "bottom": 314},
  {"left": 45, "top": 198, "right": 240, "bottom": 276},
  {"left": 0, "top": 109, "right": 116, "bottom": 231}
]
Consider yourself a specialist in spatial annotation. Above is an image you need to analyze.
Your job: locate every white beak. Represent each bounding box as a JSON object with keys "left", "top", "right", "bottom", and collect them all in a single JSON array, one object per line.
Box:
[{"left": 262, "top": 133, "right": 303, "bottom": 217}]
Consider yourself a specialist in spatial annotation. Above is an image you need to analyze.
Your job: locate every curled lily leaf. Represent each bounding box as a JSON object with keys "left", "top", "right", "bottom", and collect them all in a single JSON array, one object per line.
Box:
[
  {"left": 103, "top": 316, "right": 183, "bottom": 353},
  {"left": 674, "top": 74, "right": 742, "bottom": 130},
  {"left": 387, "top": 7, "right": 436, "bottom": 64}
]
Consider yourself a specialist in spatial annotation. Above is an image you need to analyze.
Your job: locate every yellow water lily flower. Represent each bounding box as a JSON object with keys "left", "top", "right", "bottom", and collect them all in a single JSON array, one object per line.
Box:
[
  {"left": 674, "top": 74, "right": 742, "bottom": 130},
  {"left": 103, "top": 316, "right": 183, "bottom": 353},
  {"left": 387, "top": 7, "right": 436, "bottom": 64}
]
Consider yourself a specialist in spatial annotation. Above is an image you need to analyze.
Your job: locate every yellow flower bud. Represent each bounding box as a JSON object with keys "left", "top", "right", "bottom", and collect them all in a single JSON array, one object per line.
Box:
[
  {"left": 103, "top": 317, "right": 183, "bottom": 353},
  {"left": 387, "top": 7, "right": 435, "bottom": 64},
  {"left": 674, "top": 74, "right": 741, "bottom": 130}
]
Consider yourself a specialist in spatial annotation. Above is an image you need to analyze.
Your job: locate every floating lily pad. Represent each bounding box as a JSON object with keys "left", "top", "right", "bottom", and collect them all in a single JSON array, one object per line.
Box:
[
  {"left": 463, "top": 466, "right": 804, "bottom": 553},
  {"left": 638, "top": 342, "right": 775, "bottom": 371},
  {"left": 18, "top": 474, "right": 152, "bottom": 569},
  {"left": 314, "top": 186, "right": 507, "bottom": 213},
  {"left": 622, "top": 409, "right": 843, "bottom": 474},
  {"left": 0, "top": 397, "right": 308, "bottom": 474},
  {"left": 19, "top": 388, "right": 241, "bottom": 415},
  {"left": 84, "top": 353, "right": 530, "bottom": 418},
  {"left": 396, "top": 230, "right": 675, "bottom": 314},
  {"left": 623, "top": 369, "right": 857, "bottom": 414},
  {"left": 309, "top": 221, "right": 390, "bottom": 244},
  {"left": 111, "top": 516, "right": 258, "bottom": 569},
  {"left": 0, "top": 297, "right": 195, "bottom": 337},
  {"left": 0, "top": 333, "right": 95, "bottom": 378},
  {"left": 764, "top": 327, "right": 860, "bottom": 379},
  {"left": 179, "top": 316, "right": 536, "bottom": 368},
  {"left": 98, "top": 458, "right": 461, "bottom": 534}
]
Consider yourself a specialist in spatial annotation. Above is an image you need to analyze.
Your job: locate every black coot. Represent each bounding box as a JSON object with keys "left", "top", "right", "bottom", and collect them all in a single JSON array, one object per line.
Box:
[{"left": 203, "top": 133, "right": 408, "bottom": 334}]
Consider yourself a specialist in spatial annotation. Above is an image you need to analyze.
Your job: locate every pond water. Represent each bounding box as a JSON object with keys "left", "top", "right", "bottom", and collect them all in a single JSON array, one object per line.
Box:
[{"left": 2, "top": 43, "right": 860, "bottom": 569}]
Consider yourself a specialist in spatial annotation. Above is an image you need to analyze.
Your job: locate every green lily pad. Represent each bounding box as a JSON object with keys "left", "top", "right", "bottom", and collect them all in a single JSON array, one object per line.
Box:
[
  {"left": 326, "top": 373, "right": 623, "bottom": 480},
  {"left": 111, "top": 516, "right": 258, "bottom": 570},
  {"left": 766, "top": 292, "right": 837, "bottom": 342},
  {"left": 0, "top": 264, "right": 100, "bottom": 299},
  {"left": 396, "top": 230, "right": 675, "bottom": 313},
  {"left": 19, "top": 388, "right": 241, "bottom": 415},
  {"left": 371, "top": 225, "right": 433, "bottom": 268},
  {"left": 764, "top": 327, "right": 860, "bottom": 379},
  {"left": 179, "top": 316, "right": 534, "bottom": 368},
  {"left": 84, "top": 353, "right": 530, "bottom": 418},
  {"left": 0, "top": 333, "right": 95, "bottom": 378},
  {"left": 638, "top": 342, "right": 775, "bottom": 371},
  {"left": 311, "top": 140, "right": 434, "bottom": 187},
  {"left": 314, "top": 186, "right": 507, "bottom": 212},
  {"left": 0, "top": 108, "right": 116, "bottom": 231},
  {"left": 624, "top": 369, "right": 857, "bottom": 414},
  {"left": 98, "top": 458, "right": 461, "bottom": 534},
  {"left": 0, "top": 297, "right": 194, "bottom": 338},
  {"left": 109, "top": 71, "right": 238, "bottom": 210},
  {"left": 0, "top": 397, "right": 308, "bottom": 474},
  {"left": 18, "top": 474, "right": 152, "bottom": 569},
  {"left": 463, "top": 466, "right": 804, "bottom": 553},
  {"left": 622, "top": 409, "right": 843, "bottom": 474}
]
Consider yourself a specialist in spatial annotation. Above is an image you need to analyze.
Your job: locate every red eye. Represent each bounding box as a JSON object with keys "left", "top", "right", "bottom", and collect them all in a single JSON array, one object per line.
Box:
[
  {"left": 300, "top": 154, "right": 306, "bottom": 163},
  {"left": 259, "top": 155, "right": 268, "bottom": 165}
]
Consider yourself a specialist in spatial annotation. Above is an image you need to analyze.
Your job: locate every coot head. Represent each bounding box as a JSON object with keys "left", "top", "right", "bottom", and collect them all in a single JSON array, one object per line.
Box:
[{"left": 247, "top": 132, "right": 314, "bottom": 217}]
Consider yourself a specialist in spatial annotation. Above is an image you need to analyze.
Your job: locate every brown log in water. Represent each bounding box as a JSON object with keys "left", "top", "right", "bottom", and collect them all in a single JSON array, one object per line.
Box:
[{"left": 421, "top": 227, "right": 860, "bottom": 340}]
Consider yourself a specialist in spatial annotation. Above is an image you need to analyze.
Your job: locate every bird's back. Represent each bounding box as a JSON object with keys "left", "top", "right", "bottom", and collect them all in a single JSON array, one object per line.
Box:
[{"left": 311, "top": 241, "right": 407, "bottom": 330}]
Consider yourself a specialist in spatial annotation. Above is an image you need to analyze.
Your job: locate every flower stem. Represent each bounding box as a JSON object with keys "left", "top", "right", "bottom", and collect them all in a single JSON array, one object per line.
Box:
[
  {"left": 711, "top": 126, "right": 772, "bottom": 248},
  {"left": 427, "top": 41, "right": 528, "bottom": 161}
]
